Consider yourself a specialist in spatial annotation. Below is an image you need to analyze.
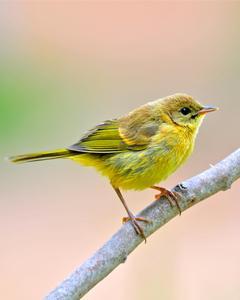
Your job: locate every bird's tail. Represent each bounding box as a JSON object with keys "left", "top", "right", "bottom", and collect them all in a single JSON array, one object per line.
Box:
[{"left": 8, "top": 149, "right": 73, "bottom": 164}]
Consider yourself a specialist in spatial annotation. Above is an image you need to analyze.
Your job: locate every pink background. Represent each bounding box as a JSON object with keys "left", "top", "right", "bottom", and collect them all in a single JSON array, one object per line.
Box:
[{"left": 1, "top": 2, "right": 240, "bottom": 300}]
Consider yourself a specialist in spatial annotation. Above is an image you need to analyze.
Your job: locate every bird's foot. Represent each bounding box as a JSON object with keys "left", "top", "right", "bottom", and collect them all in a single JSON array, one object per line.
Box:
[
  {"left": 122, "top": 216, "right": 149, "bottom": 224},
  {"left": 151, "top": 186, "right": 182, "bottom": 215},
  {"left": 122, "top": 214, "right": 149, "bottom": 242}
]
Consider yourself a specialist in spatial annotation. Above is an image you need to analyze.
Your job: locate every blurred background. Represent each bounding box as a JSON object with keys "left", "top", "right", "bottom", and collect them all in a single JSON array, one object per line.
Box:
[{"left": 1, "top": 2, "right": 240, "bottom": 300}]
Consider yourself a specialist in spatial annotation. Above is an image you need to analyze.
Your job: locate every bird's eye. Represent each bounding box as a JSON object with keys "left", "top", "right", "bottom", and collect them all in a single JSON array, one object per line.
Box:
[{"left": 180, "top": 107, "right": 191, "bottom": 115}]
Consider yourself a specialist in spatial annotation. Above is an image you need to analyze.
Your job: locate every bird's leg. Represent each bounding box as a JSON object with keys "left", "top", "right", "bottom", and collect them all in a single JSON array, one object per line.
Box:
[
  {"left": 112, "top": 186, "right": 149, "bottom": 242},
  {"left": 150, "top": 186, "right": 182, "bottom": 215}
]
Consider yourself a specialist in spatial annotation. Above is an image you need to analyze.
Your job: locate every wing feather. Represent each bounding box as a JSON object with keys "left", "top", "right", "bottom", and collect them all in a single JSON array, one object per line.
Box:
[{"left": 68, "top": 105, "right": 161, "bottom": 154}]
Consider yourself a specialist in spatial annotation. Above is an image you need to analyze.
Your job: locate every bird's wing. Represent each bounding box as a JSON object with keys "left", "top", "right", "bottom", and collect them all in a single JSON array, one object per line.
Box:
[
  {"left": 68, "top": 108, "right": 160, "bottom": 154},
  {"left": 68, "top": 120, "right": 129, "bottom": 153}
]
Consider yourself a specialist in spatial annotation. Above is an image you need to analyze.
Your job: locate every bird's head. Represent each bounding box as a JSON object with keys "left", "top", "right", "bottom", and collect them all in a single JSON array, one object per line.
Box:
[{"left": 156, "top": 93, "right": 218, "bottom": 131}]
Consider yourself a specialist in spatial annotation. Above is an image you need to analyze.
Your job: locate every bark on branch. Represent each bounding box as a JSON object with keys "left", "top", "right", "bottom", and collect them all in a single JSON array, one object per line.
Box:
[{"left": 45, "top": 148, "right": 240, "bottom": 300}]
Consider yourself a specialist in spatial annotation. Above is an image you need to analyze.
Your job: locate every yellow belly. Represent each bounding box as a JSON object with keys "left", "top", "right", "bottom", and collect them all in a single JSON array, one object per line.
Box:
[{"left": 71, "top": 126, "right": 196, "bottom": 190}]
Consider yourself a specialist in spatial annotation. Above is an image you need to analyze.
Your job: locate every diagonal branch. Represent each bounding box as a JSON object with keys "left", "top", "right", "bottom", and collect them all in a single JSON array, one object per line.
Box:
[{"left": 45, "top": 148, "right": 240, "bottom": 300}]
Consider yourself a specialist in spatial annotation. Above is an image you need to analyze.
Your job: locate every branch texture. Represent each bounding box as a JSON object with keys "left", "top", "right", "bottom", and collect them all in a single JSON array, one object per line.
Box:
[{"left": 45, "top": 148, "right": 240, "bottom": 300}]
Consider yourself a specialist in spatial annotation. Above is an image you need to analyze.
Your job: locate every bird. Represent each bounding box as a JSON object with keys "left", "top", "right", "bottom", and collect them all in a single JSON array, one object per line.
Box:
[{"left": 9, "top": 93, "right": 218, "bottom": 241}]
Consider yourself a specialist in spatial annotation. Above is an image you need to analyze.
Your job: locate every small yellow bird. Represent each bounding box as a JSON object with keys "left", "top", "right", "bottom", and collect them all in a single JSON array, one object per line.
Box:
[{"left": 9, "top": 93, "right": 217, "bottom": 240}]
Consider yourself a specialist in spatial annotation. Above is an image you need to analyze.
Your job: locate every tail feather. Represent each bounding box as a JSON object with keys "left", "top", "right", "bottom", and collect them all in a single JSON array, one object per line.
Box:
[{"left": 9, "top": 149, "right": 72, "bottom": 163}]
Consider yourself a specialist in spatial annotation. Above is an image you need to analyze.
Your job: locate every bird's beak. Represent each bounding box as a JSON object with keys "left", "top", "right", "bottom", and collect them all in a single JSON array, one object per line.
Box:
[{"left": 197, "top": 106, "right": 219, "bottom": 116}]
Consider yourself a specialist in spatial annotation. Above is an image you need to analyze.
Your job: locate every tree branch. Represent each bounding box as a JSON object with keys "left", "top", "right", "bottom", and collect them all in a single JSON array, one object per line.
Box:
[{"left": 45, "top": 148, "right": 240, "bottom": 300}]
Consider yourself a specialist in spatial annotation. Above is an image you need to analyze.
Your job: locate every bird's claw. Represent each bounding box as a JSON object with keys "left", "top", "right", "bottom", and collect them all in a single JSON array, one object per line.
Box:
[
  {"left": 122, "top": 215, "right": 149, "bottom": 242},
  {"left": 122, "top": 216, "right": 149, "bottom": 224},
  {"left": 152, "top": 186, "right": 182, "bottom": 215}
]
